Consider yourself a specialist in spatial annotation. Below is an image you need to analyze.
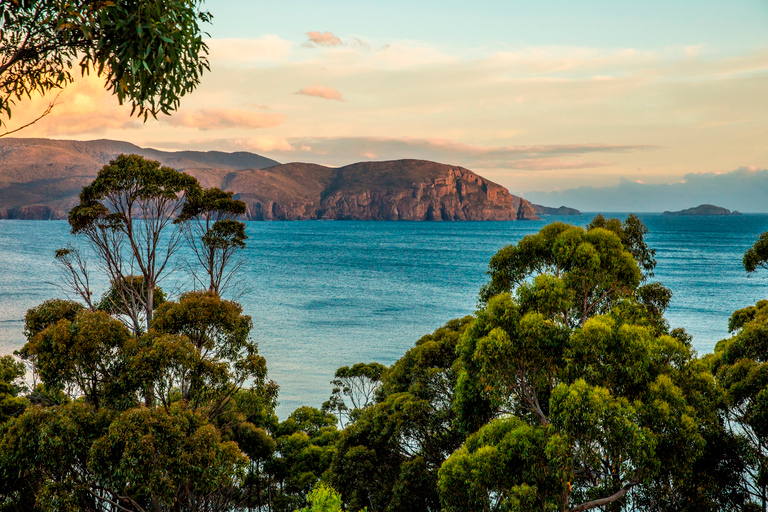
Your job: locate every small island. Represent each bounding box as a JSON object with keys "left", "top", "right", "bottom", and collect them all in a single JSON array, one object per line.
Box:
[
  {"left": 663, "top": 204, "right": 742, "bottom": 216},
  {"left": 532, "top": 203, "right": 582, "bottom": 215}
]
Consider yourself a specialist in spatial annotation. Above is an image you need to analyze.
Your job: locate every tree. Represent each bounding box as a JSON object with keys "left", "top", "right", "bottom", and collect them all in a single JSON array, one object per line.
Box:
[
  {"left": 5, "top": 289, "right": 278, "bottom": 512},
  {"left": 52, "top": 245, "right": 97, "bottom": 311},
  {"left": 712, "top": 300, "right": 768, "bottom": 510},
  {"left": 176, "top": 187, "right": 248, "bottom": 296},
  {"left": 744, "top": 232, "right": 768, "bottom": 277},
  {"left": 97, "top": 275, "right": 167, "bottom": 335},
  {"left": 0, "top": 355, "right": 28, "bottom": 424},
  {"left": 69, "top": 154, "right": 200, "bottom": 331},
  {"left": 587, "top": 214, "right": 657, "bottom": 280},
  {"left": 443, "top": 295, "right": 726, "bottom": 512},
  {"left": 322, "top": 362, "right": 386, "bottom": 428},
  {"left": 480, "top": 222, "right": 642, "bottom": 327},
  {"left": 0, "top": 0, "right": 211, "bottom": 133},
  {"left": 298, "top": 484, "right": 345, "bottom": 512},
  {"left": 330, "top": 318, "right": 472, "bottom": 512}
]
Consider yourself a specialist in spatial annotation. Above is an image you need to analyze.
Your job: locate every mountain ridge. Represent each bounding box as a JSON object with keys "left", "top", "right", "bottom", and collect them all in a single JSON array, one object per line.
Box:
[{"left": 0, "top": 138, "right": 540, "bottom": 221}]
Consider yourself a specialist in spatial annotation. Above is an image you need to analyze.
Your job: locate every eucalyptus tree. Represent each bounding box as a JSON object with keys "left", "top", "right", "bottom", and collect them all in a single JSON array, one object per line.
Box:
[
  {"left": 330, "top": 318, "right": 473, "bottom": 512},
  {"left": 5, "top": 290, "right": 278, "bottom": 511},
  {"left": 744, "top": 232, "right": 768, "bottom": 278},
  {"left": 442, "top": 295, "right": 726, "bottom": 512},
  {"left": 712, "top": 300, "right": 768, "bottom": 510},
  {"left": 0, "top": 0, "right": 210, "bottom": 133},
  {"left": 176, "top": 187, "right": 248, "bottom": 296},
  {"left": 480, "top": 223, "right": 642, "bottom": 327},
  {"left": 68, "top": 154, "right": 200, "bottom": 332},
  {"left": 322, "top": 362, "right": 386, "bottom": 428}
]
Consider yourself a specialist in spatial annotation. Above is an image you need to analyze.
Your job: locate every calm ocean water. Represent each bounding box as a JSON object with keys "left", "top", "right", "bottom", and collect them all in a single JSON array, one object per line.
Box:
[{"left": 1, "top": 214, "right": 767, "bottom": 418}]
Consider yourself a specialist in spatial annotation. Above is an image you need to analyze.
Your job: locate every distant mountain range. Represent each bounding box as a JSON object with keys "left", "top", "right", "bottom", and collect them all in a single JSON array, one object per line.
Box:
[{"left": 0, "top": 138, "right": 547, "bottom": 221}]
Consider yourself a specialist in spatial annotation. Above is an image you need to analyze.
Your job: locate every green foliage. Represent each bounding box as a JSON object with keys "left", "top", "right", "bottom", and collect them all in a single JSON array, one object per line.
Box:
[
  {"left": 22, "top": 298, "right": 84, "bottom": 340},
  {"left": 323, "top": 362, "right": 386, "bottom": 427},
  {"left": 449, "top": 287, "right": 723, "bottom": 512},
  {"left": 0, "top": 0, "right": 211, "bottom": 129},
  {"left": 330, "top": 318, "right": 471, "bottom": 512},
  {"left": 297, "top": 483, "right": 344, "bottom": 512},
  {"left": 588, "top": 213, "right": 657, "bottom": 279},
  {"left": 265, "top": 407, "right": 339, "bottom": 511},
  {"left": 439, "top": 416, "right": 562, "bottom": 512},
  {"left": 177, "top": 187, "right": 249, "bottom": 295},
  {"left": 296, "top": 483, "right": 371, "bottom": 512},
  {"left": 69, "top": 154, "right": 201, "bottom": 332},
  {"left": 97, "top": 275, "right": 167, "bottom": 316},
  {"left": 89, "top": 406, "right": 247, "bottom": 510},
  {"left": 480, "top": 221, "right": 643, "bottom": 326},
  {"left": 713, "top": 303, "right": 768, "bottom": 509},
  {"left": 69, "top": 154, "right": 199, "bottom": 235},
  {"left": 21, "top": 310, "right": 134, "bottom": 409},
  {"left": 729, "top": 299, "right": 768, "bottom": 333},
  {"left": 744, "top": 232, "right": 768, "bottom": 274},
  {"left": 0, "top": 356, "right": 28, "bottom": 425}
]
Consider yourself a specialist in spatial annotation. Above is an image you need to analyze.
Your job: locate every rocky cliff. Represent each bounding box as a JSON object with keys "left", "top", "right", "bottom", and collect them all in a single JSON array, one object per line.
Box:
[
  {"left": 240, "top": 160, "right": 539, "bottom": 221},
  {"left": 0, "top": 138, "right": 540, "bottom": 221}
]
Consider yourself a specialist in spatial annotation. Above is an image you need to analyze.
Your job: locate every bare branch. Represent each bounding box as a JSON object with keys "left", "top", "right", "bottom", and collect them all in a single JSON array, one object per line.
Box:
[{"left": 0, "top": 90, "right": 61, "bottom": 137}]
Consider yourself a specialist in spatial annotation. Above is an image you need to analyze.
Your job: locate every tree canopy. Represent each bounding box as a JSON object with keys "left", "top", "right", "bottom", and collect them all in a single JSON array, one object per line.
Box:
[
  {"left": 4, "top": 214, "right": 768, "bottom": 511},
  {"left": 0, "top": 0, "right": 211, "bottom": 132}
]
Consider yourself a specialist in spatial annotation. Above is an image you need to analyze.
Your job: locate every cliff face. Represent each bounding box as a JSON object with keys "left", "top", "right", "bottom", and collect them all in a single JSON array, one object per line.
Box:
[
  {"left": 0, "top": 205, "right": 62, "bottom": 220},
  {"left": 241, "top": 160, "right": 540, "bottom": 221},
  {"left": 0, "top": 139, "right": 540, "bottom": 221}
]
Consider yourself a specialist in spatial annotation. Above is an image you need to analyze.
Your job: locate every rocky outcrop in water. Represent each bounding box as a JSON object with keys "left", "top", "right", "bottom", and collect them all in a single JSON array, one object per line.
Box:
[
  {"left": 662, "top": 204, "right": 739, "bottom": 216},
  {"left": 531, "top": 203, "right": 581, "bottom": 216}
]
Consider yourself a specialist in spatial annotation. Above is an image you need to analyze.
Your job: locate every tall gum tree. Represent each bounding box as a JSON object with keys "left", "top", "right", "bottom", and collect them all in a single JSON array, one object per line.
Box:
[
  {"left": 68, "top": 154, "right": 200, "bottom": 332},
  {"left": 176, "top": 187, "right": 248, "bottom": 296}
]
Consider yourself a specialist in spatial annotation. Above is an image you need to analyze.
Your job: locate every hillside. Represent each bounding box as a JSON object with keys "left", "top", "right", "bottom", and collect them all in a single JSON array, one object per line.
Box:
[
  {"left": 0, "top": 138, "right": 539, "bottom": 221},
  {"left": 0, "top": 138, "right": 279, "bottom": 219}
]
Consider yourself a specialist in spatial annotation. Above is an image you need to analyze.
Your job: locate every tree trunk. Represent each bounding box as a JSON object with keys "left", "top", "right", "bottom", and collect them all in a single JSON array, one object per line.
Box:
[{"left": 146, "top": 283, "right": 154, "bottom": 331}]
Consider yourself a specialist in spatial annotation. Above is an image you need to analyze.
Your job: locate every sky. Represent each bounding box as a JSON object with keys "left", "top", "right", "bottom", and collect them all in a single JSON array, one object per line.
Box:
[{"left": 9, "top": 0, "right": 768, "bottom": 206}]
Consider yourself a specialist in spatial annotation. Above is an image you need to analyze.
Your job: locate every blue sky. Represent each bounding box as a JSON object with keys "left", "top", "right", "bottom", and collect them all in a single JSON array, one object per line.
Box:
[
  {"left": 12, "top": 0, "right": 768, "bottom": 204},
  {"left": 206, "top": 0, "right": 768, "bottom": 54}
]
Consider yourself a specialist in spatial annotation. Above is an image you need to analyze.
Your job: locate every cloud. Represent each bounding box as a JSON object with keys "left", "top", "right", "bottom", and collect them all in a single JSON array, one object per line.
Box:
[
  {"left": 143, "top": 136, "right": 648, "bottom": 171},
  {"left": 147, "top": 136, "right": 295, "bottom": 153},
  {"left": 523, "top": 167, "right": 768, "bottom": 213},
  {"left": 163, "top": 108, "right": 285, "bottom": 130},
  {"left": 505, "top": 159, "right": 613, "bottom": 171},
  {"left": 267, "top": 136, "right": 653, "bottom": 169},
  {"left": 4, "top": 75, "right": 140, "bottom": 136},
  {"left": 295, "top": 85, "right": 344, "bottom": 101},
  {"left": 304, "top": 31, "right": 343, "bottom": 47}
]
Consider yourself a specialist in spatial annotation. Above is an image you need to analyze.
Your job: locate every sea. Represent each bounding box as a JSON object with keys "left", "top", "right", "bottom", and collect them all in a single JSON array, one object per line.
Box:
[{"left": 1, "top": 213, "right": 767, "bottom": 418}]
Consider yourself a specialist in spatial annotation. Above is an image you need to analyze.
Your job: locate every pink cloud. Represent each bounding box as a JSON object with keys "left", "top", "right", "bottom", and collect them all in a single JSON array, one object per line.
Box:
[
  {"left": 305, "top": 31, "right": 342, "bottom": 47},
  {"left": 295, "top": 85, "right": 344, "bottom": 101},
  {"left": 164, "top": 109, "right": 286, "bottom": 130}
]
